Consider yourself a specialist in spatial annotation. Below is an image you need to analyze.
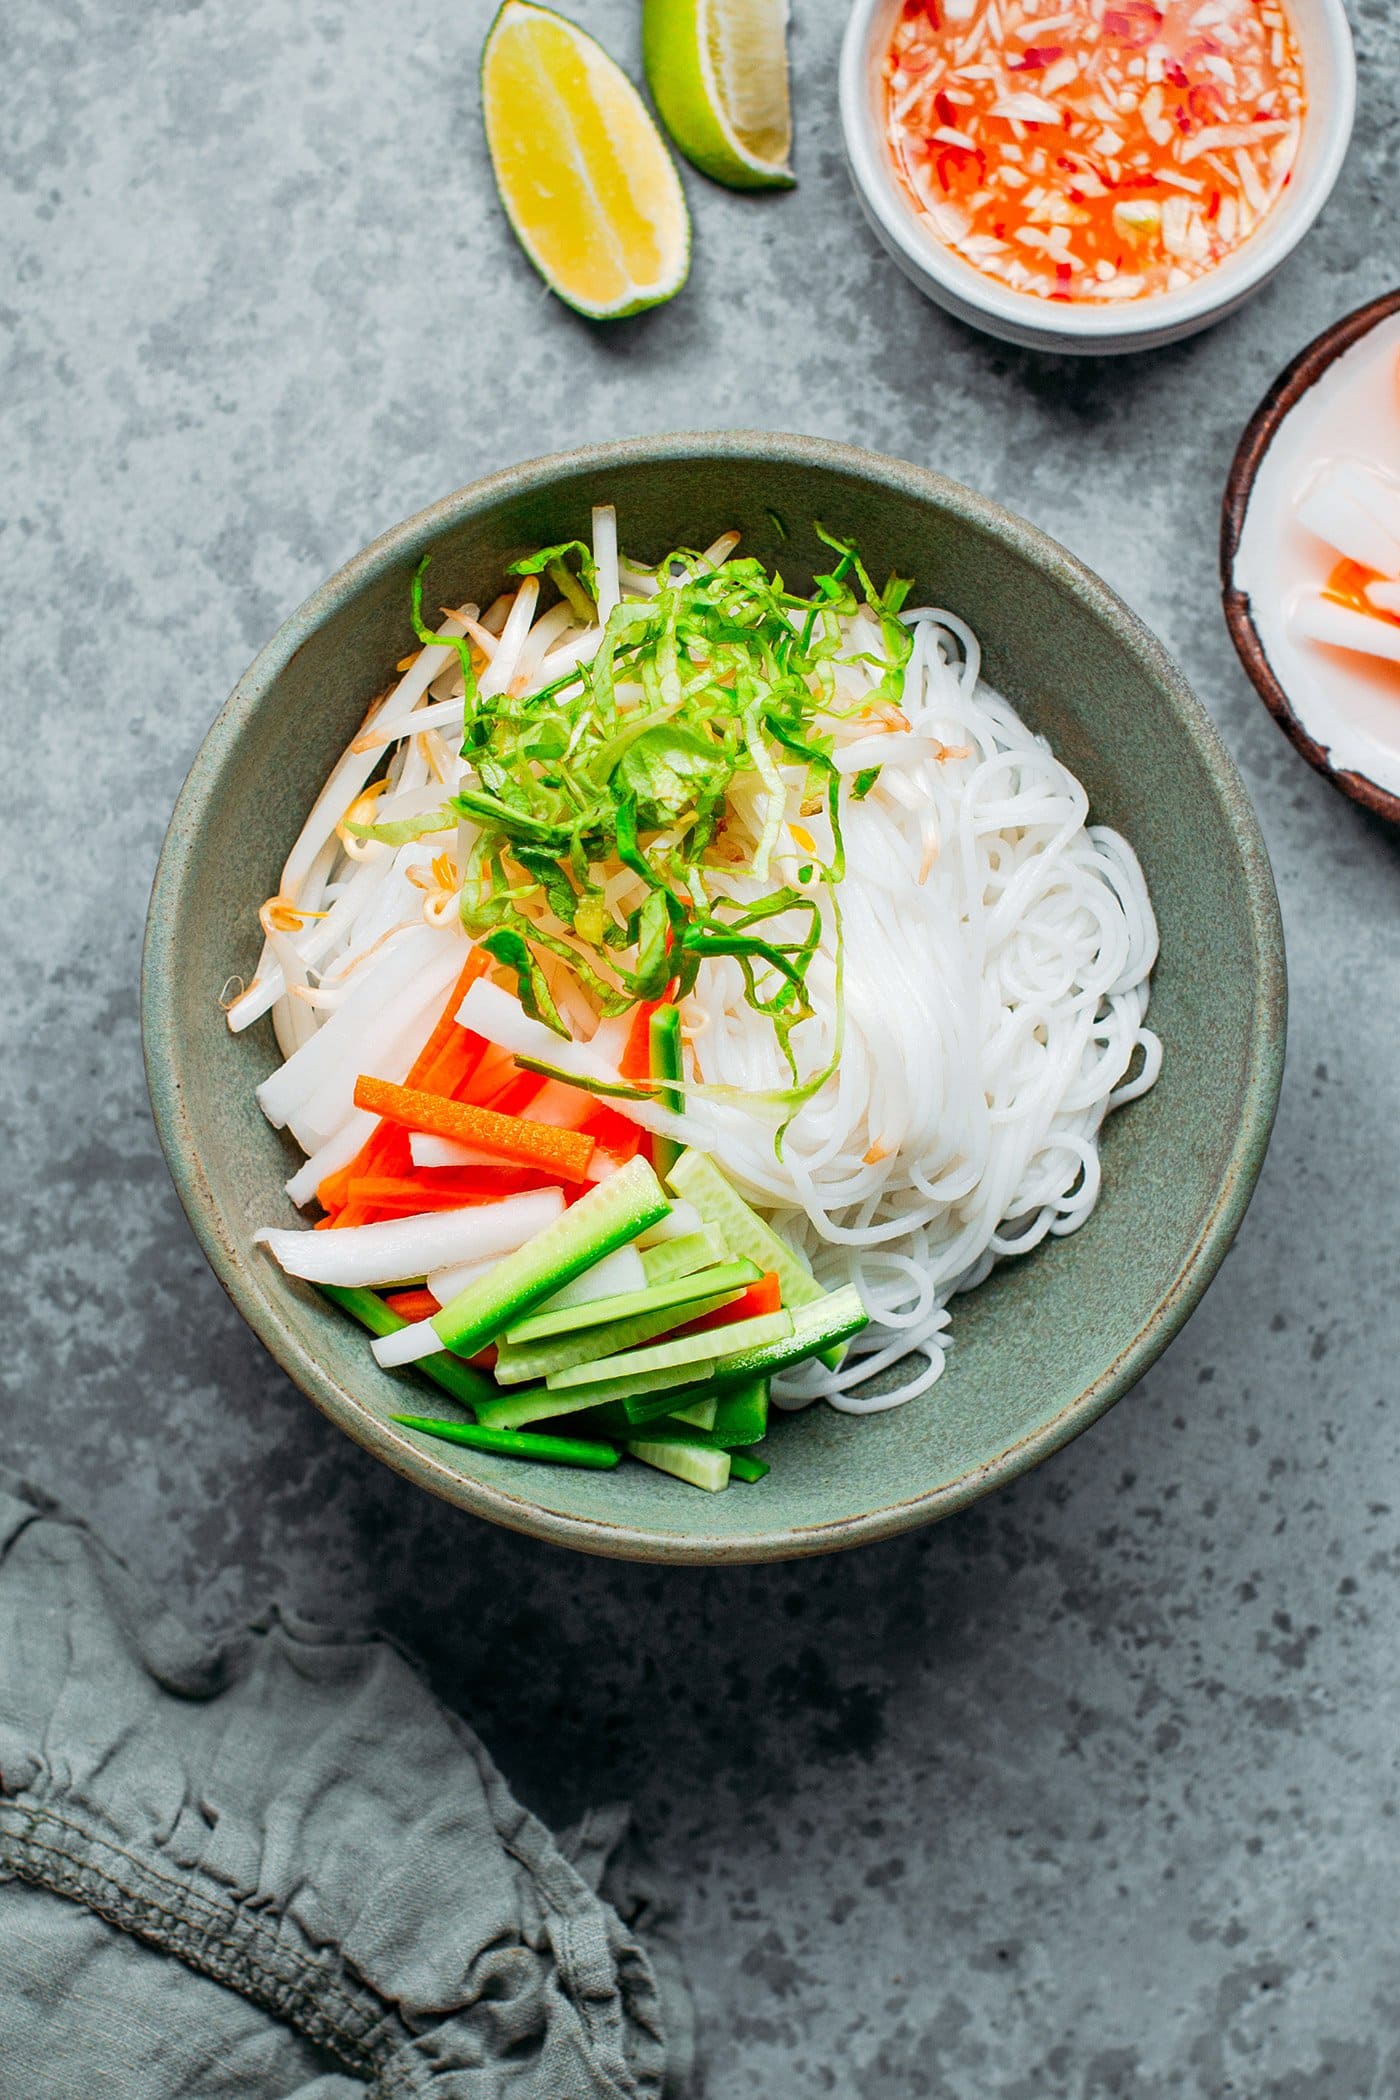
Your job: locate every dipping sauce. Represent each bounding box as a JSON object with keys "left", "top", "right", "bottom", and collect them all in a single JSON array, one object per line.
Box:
[{"left": 882, "top": 0, "right": 1306, "bottom": 305}]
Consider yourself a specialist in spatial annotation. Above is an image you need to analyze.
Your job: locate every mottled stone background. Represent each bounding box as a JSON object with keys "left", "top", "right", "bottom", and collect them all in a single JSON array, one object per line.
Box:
[{"left": 3, "top": 0, "right": 1398, "bottom": 2091}]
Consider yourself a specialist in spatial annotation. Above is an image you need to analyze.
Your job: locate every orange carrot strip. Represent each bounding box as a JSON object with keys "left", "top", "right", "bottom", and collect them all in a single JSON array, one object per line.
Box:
[
  {"left": 347, "top": 1169, "right": 547, "bottom": 1216},
  {"left": 477, "top": 1068, "right": 547, "bottom": 1119},
  {"left": 619, "top": 999, "right": 664, "bottom": 1081},
  {"left": 353, "top": 1075, "right": 596, "bottom": 1180},
  {"left": 384, "top": 1288, "right": 443, "bottom": 1322},
  {"left": 405, "top": 949, "right": 490, "bottom": 1088},
  {"left": 317, "top": 956, "right": 489, "bottom": 1214}
]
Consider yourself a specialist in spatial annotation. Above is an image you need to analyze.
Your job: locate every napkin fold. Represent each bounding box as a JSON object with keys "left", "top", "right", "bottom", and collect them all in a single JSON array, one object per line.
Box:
[{"left": 0, "top": 1470, "right": 692, "bottom": 2100}]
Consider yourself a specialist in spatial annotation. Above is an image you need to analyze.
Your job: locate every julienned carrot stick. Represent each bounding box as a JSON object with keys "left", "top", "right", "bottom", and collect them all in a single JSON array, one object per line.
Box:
[
  {"left": 353, "top": 1075, "right": 596, "bottom": 1181},
  {"left": 348, "top": 1169, "right": 548, "bottom": 1216},
  {"left": 317, "top": 953, "right": 489, "bottom": 1214},
  {"left": 405, "top": 949, "right": 490, "bottom": 1090},
  {"left": 384, "top": 1288, "right": 442, "bottom": 1322}
]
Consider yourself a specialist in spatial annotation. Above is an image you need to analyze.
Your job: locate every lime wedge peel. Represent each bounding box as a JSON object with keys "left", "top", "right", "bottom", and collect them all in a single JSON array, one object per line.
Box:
[
  {"left": 482, "top": 0, "right": 691, "bottom": 321},
  {"left": 643, "top": 0, "right": 795, "bottom": 192}
]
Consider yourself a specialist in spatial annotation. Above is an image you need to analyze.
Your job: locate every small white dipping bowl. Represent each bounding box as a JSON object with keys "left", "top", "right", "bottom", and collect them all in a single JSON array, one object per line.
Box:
[{"left": 839, "top": 0, "right": 1356, "bottom": 356}]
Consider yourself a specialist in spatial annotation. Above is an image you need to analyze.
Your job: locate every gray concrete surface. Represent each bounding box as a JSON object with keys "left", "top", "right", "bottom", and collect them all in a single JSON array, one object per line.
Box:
[{"left": 3, "top": 1, "right": 1398, "bottom": 2092}]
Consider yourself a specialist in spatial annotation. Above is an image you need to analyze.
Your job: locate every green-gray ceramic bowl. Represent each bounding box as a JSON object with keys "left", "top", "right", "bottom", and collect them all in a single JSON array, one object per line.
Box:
[{"left": 143, "top": 432, "right": 1286, "bottom": 1564}]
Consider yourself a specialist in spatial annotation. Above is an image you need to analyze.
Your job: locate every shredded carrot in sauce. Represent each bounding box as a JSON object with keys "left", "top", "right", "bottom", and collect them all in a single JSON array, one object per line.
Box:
[{"left": 883, "top": 0, "right": 1305, "bottom": 305}]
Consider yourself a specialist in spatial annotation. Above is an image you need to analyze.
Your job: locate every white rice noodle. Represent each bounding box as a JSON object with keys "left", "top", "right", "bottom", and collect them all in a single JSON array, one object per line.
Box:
[
  {"left": 687, "top": 610, "right": 1160, "bottom": 1413},
  {"left": 255, "top": 1187, "right": 565, "bottom": 1287}
]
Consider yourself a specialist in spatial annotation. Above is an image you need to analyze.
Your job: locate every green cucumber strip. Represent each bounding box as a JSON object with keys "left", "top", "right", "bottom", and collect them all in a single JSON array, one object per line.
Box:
[
  {"left": 728, "top": 1451, "right": 770, "bottom": 1483},
  {"left": 710, "top": 1287, "right": 867, "bottom": 1386},
  {"left": 665, "top": 1150, "right": 820, "bottom": 1308},
  {"left": 503, "top": 1258, "right": 760, "bottom": 1344},
  {"left": 665, "top": 1149, "right": 847, "bottom": 1370},
  {"left": 590, "top": 1373, "right": 769, "bottom": 1438},
  {"left": 649, "top": 1006, "right": 685, "bottom": 1183},
  {"left": 470, "top": 1385, "right": 614, "bottom": 1433},
  {"left": 390, "top": 1413, "right": 619, "bottom": 1468},
  {"left": 318, "top": 1284, "right": 493, "bottom": 1413},
  {"left": 493, "top": 1284, "right": 746, "bottom": 1387},
  {"left": 668, "top": 1393, "right": 718, "bottom": 1430},
  {"left": 626, "top": 1439, "right": 731, "bottom": 1492},
  {"left": 546, "top": 1308, "right": 792, "bottom": 1392},
  {"left": 430, "top": 1155, "right": 668, "bottom": 1358},
  {"left": 551, "top": 1358, "right": 715, "bottom": 1411},
  {"left": 639, "top": 1227, "right": 728, "bottom": 1285},
  {"left": 711, "top": 1378, "right": 770, "bottom": 1446}
]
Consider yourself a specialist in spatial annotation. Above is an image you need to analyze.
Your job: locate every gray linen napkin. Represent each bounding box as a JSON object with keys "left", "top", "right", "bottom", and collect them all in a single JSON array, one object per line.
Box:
[{"left": 0, "top": 1471, "right": 692, "bottom": 2100}]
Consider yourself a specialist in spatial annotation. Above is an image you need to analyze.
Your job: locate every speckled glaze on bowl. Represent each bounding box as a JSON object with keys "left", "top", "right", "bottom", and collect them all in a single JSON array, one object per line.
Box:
[{"left": 143, "top": 433, "right": 1286, "bottom": 1564}]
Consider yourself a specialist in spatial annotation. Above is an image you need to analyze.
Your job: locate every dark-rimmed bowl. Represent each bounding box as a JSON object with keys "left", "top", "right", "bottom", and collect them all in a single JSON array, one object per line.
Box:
[
  {"left": 1222, "top": 287, "right": 1400, "bottom": 825},
  {"left": 144, "top": 432, "right": 1286, "bottom": 1564}
]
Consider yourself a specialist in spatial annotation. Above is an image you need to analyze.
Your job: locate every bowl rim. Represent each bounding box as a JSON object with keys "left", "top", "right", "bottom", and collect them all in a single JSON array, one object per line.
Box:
[
  {"left": 143, "top": 429, "right": 1287, "bottom": 1564},
  {"left": 838, "top": 0, "right": 1357, "bottom": 350},
  {"left": 1220, "top": 286, "right": 1400, "bottom": 826}
]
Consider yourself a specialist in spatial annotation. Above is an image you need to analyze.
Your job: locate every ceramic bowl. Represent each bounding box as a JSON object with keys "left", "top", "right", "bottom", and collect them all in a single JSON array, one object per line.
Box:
[
  {"left": 839, "top": 0, "right": 1356, "bottom": 356},
  {"left": 1222, "top": 287, "right": 1400, "bottom": 823},
  {"left": 143, "top": 433, "right": 1286, "bottom": 1563}
]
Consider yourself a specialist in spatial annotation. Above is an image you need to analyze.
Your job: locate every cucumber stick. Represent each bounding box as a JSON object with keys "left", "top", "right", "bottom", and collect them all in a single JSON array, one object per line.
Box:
[
  {"left": 665, "top": 1150, "right": 820, "bottom": 1311},
  {"left": 390, "top": 1413, "right": 620, "bottom": 1468},
  {"left": 649, "top": 1006, "right": 685, "bottom": 1183},
  {"left": 503, "top": 1257, "right": 760, "bottom": 1344},
  {"left": 665, "top": 1149, "right": 848, "bottom": 1371},
  {"left": 494, "top": 1283, "right": 748, "bottom": 1387},
  {"left": 430, "top": 1155, "right": 669, "bottom": 1358},
  {"left": 640, "top": 1227, "right": 727, "bottom": 1285},
  {"left": 318, "top": 1284, "right": 495, "bottom": 1412},
  {"left": 711, "top": 1378, "right": 769, "bottom": 1445},
  {"left": 626, "top": 1438, "right": 731, "bottom": 1492},
  {"left": 613, "top": 1374, "right": 769, "bottom": 1437},
  {"left": 710, "top": 1287, "right": 867, "bottom": 1385},
  {"left": 471, "top": 1384, "right": 620, "bottom": 1433},
  {"left": 540, "top": 1357, "right": 715, "bottom": 1411},
  {"left": 668, "top": 1393, "right": 717, "bottom": 1430},
  {"left": 546, "top": 1308, "right": 792, "bottom": 1391}
]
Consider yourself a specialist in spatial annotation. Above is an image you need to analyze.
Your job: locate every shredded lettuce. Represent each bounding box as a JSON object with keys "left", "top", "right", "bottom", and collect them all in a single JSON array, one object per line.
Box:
[{"left": 407, "top": 531, "right": 911, "bottom": 1086}]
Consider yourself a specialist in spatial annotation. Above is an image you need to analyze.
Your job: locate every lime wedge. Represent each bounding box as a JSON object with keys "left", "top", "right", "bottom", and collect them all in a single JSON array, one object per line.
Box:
[
  {"left": 482, "top": 0, "right": 690, "bottom": 320},
  {"left": 643, "top": 0, "right": 794, "bottom": 191}
]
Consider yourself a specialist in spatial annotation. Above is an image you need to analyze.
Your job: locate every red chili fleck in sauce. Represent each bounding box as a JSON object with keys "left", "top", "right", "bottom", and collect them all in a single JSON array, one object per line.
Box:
[{"left": 882, "top": 0, "right": 1306, "bottom": 305}]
